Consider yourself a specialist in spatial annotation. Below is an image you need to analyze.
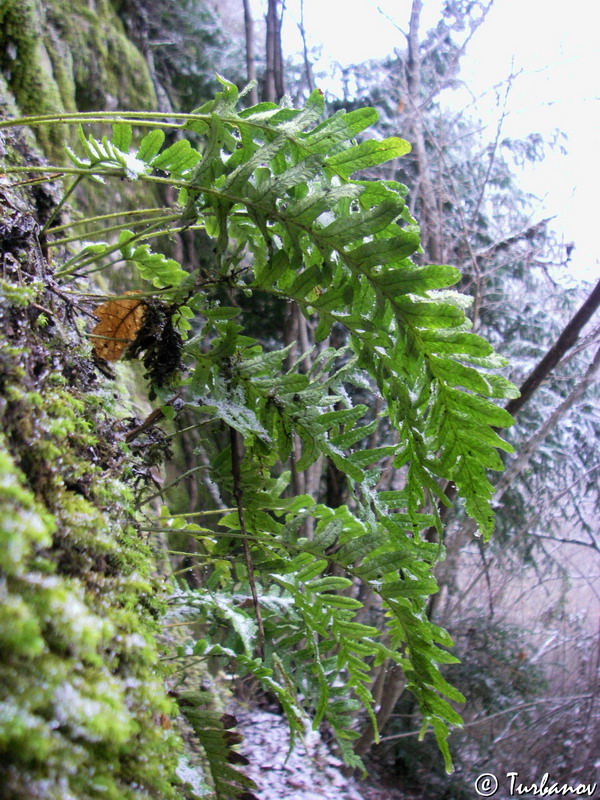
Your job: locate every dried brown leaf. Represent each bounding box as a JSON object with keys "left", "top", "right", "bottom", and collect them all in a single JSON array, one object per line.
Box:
[{"left": 90, "top": 294, "right": 146, "bottom": 361}]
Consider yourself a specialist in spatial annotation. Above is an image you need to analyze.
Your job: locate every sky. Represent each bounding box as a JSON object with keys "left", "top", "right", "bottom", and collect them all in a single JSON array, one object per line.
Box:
[{"left": 251, "top": 0, "right": 600, "bottom": 283}]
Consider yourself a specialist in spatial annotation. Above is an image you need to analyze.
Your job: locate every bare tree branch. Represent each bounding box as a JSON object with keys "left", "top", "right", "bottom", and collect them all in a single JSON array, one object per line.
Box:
[
  {"left": 379, "top": 694, "right": 594, "bottom": 742},
  {"left": 405, "top": 0, "right": 442, "bottom": 263},
  {"left": 493, "top": 346, "right": 600, "bottom": 501},
  {"left": 505, "top": 278, "right": 600, "bottom": 417},
  {"left": 298, "top": 0, "right": 314, "bottom": 93}
]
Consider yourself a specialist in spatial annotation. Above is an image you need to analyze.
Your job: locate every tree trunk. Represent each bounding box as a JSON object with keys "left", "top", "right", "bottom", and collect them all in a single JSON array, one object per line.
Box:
[
  {"left": 405, "top": 0, "right": 442, "bottom": 263},
  {"left": 242, "top": 0, "right": 259, "bottom": 106},
  {"left": 264, "top": 0, "right": 285, "bottom": 102}
]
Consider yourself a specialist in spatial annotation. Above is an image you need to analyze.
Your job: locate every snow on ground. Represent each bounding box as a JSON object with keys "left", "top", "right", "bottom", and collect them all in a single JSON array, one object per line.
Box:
[{"left": 234, "top": 704, "right": 403, "bottom": 800}]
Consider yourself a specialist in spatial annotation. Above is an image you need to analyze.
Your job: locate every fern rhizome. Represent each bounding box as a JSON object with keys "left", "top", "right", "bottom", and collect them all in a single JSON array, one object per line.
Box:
[{"left": 2, "top": 77, "right": 518, "bottom": 780}]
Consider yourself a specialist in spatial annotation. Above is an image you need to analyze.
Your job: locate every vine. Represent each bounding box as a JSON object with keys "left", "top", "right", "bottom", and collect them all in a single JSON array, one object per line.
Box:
[{"left": 1, "top": 76, "right": 518, "bottom": 781}]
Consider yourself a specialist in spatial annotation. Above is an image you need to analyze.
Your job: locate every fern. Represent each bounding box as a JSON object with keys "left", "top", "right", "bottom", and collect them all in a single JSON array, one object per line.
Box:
[
  {"left": 176, "top": 692, "right": 258, "bottom": 800},
  {"left": 11, "top": 79, "right": 522, "bottom": 777}
]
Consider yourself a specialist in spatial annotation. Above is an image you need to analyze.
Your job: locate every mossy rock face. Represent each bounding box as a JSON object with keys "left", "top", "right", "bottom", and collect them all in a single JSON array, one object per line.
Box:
[
  {"left": 0, "top": 141, "right": 188, "bottom": 798},
  {"left": 45, "top": 0, "right": 157, "bottom": 111},
  {"left": 0, "top": 0, "right": 156, "bottom": 159}
]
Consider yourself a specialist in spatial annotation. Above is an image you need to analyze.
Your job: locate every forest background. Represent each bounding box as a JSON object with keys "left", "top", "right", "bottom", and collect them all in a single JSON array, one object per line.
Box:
[{"left": 0, "top": 0, "right": 598, "bottom": 798}]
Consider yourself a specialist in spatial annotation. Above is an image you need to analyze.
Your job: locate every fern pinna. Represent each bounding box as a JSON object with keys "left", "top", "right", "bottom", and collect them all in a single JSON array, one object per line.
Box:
[{"left": 11, "top": 75, "right": 518, "bottom": 783}]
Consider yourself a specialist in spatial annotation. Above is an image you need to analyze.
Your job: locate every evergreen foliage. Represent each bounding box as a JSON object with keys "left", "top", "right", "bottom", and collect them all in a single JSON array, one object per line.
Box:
[
  {"left": 327, "top": 24, "right": 599, "bottom": 556},
  {"left": 1, "top": 77, "right": 520, "bottom": 782}
]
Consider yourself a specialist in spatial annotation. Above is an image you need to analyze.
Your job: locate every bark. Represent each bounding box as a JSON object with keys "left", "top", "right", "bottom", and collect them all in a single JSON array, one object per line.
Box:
[
  {"left": 354, "top": 665, "right": 406, "bottom": 757},
  {"left": 274, "top": 1, "right": 286, "bottom": 100},
  {"left": 264, "top": 0, "right": 277, "bottom": 102}
]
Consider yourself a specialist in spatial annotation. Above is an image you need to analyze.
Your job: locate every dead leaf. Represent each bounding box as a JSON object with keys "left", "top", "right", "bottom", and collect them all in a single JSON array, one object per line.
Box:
[{"left": 90, "top": 294, "right": 146, "bottom": 361}]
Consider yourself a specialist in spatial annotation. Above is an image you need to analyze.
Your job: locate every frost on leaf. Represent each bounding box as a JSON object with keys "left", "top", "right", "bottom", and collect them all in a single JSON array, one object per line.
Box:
[{"left": 90, "top": 295, "right": 146, "bottom": 361}]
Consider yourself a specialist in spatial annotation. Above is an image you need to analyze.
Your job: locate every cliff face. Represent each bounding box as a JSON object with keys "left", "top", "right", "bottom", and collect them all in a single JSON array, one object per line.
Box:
[
  {"left": 0, "top": 0, "right": 157, "bottom": 157},
  {"left": 0, "top": 4, "right": 195, "bottom": 798}
]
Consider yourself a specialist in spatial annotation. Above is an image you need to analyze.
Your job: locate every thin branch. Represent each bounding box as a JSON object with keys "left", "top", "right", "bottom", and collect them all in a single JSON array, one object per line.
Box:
[
  {"left": 474, "top": 217, "right": 554, "bottom": 260},
  {"left": 445, "top": 463, "right": 600, "bottom": 619},
  {"left": 46, "top": 206, "right": 170, "bottom": 235},
  {"left": 379, "top": 693, "right": 593, "bottom": 742},
  {"left": 124, "top": 393, "right": 184, "bottom": 442},
  {"left": 505, "top": 278, "right": 600, "bottom": 417},
  {"left": 298, "top": 0, "right": 315, "bottom": 93},
  {"left": 493, "top": 345, "right": 600, "bottom": 501},
  {"left": 40, "top": 175, "right": 83, "bottom": 234},
  {"left": 134, "top": 464, "right": 210, "bottom": 509},
  {"left": 468, "top": 71, "right": 513, "bottom": 239}
]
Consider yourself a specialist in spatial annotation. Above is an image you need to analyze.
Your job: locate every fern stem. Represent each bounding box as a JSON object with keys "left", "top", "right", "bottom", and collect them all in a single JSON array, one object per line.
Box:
[
  {"left": 161, "top": 420, "right": 217, "bottom": 441},
  {"left": 46, "top": 207, "right": 170, "bottom": 235},
  {"left": 62, "top": 288, "right": 174, "bottom": 300},
  {"left": 157, "top": 508, "right": 237, "bottom": 517},
  {"left": 40, "top": 175, "right": 83, "bottom": 235},
  {"left": 55, "top": 219, "right": 171, "bottom": 278},
  {"left": 142, "top": 528, "right": 264, "bottom": 539},
  {"left": 47, "top": 214, "right": 181, "bottom": 247},
  {"left": 0, "top": 115, "right": 183, "bottom": 130},
  {"left": 229, "top": 426, "right": 266, "bottom": 661},
  {"left": 0, "top": 110, "right": 210, "bottom": 128}
]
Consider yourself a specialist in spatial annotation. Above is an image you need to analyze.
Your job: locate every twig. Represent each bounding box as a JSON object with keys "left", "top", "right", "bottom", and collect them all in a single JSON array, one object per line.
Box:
[
  {"left": 379, "top": 693, "right": 593, "bottom": 742},
  {"left": 134, "top": 464, "right": 209, "bottom": 509},
  {"left": 125, "top": 408, "right": 166, "bottom": 442},
  {"left": 125, "top": 394, "right": 182, "bottom": 442}
]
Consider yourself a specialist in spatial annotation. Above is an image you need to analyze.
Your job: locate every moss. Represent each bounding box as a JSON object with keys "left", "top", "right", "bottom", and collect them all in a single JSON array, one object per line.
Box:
[
  {"left": 0, "top": 193, "right": 191, "bottom": 797},
  {"left": 0, "top": 0, "right": 66, "bottom": 155},
  {"left": 0, "top": 424, "right": 182, "bottom": 798},
  {"left": 0, "top": 278, "right": 43, "bottom": 307},
  {"left": 45, "top": 0, "right": 156, "bottom": 112},
  {"left": 0, "top": 0, "right": 156, "bottom": 161},
  {"left": 0, "top": 37, "right": 212, "bottom": 787}
]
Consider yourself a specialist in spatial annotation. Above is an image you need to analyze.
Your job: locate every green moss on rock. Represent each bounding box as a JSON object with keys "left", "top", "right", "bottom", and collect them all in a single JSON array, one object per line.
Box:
[
  {"left": 0, "top": 0, "right": 65, "bottom": 155},
  {"left": 0, "top": 187, "right": 188, "bottom": 798},
  {"left": 0, "top": 437, "right": 183, "bottom": 799},
  {"left": 45, "top": 0, "right": 156, "bottom": 112},
  {"left": 0, "top": 0, "right": 156, "bottom": 160}
]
